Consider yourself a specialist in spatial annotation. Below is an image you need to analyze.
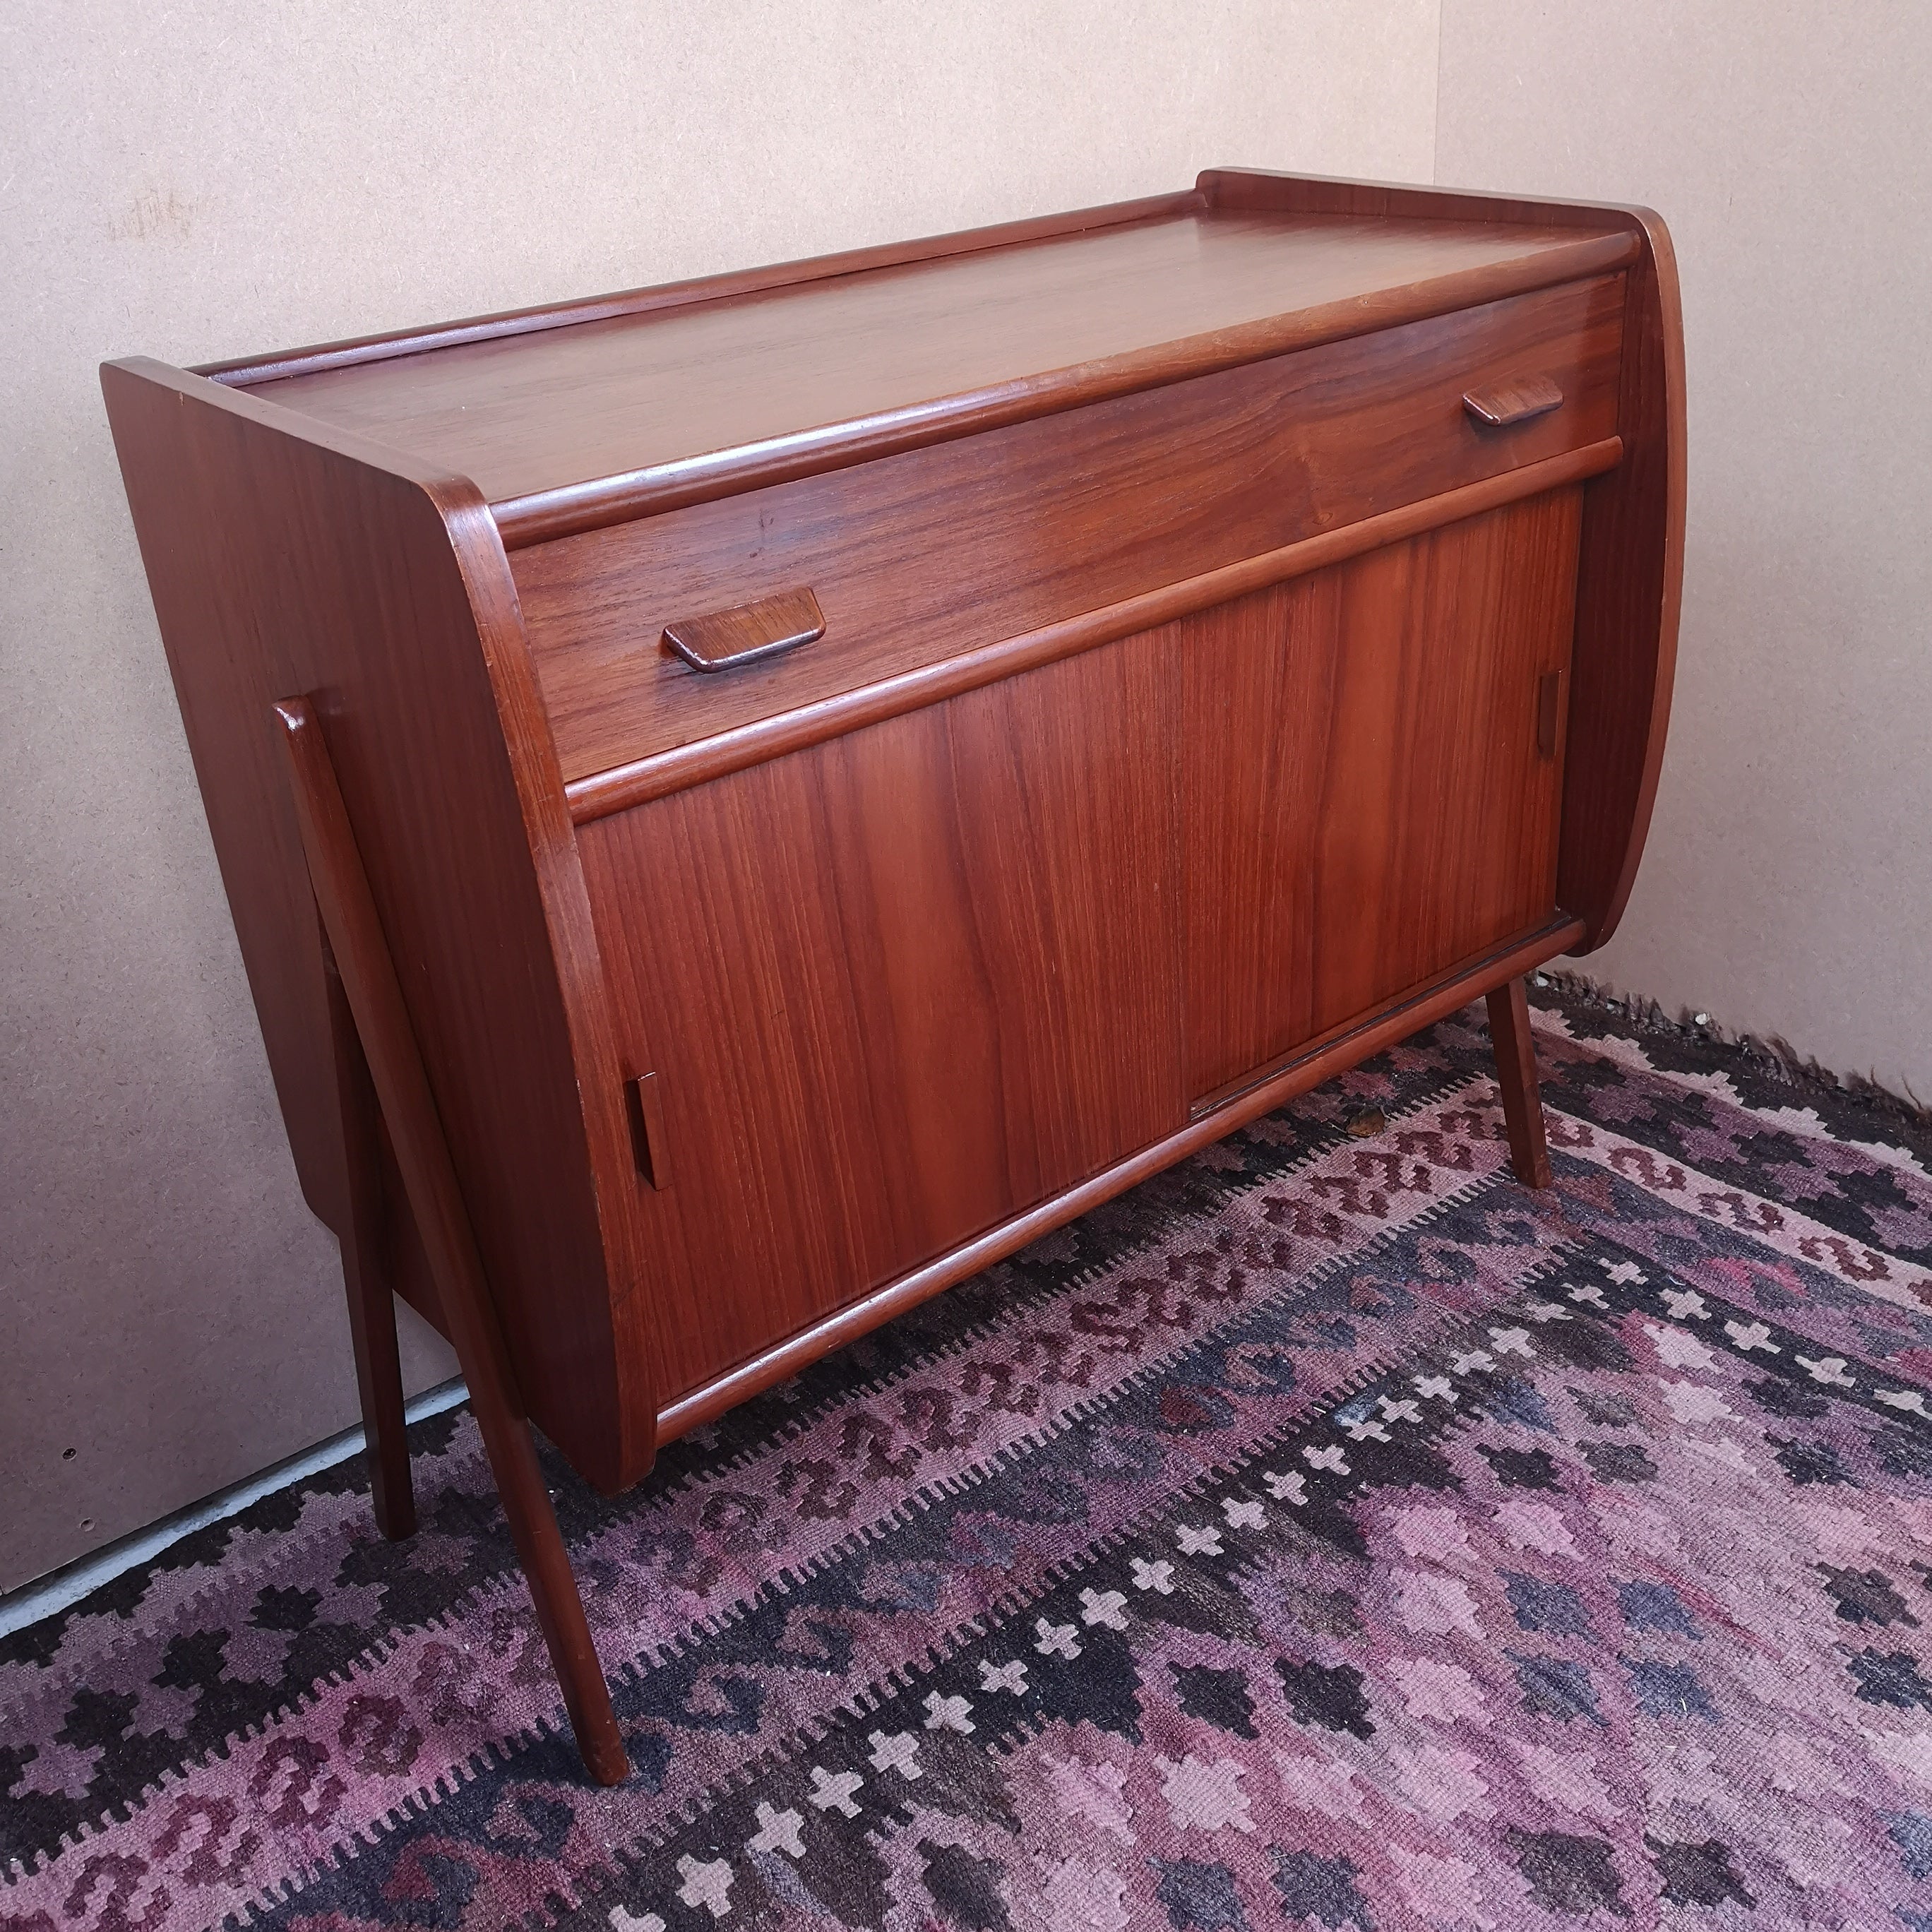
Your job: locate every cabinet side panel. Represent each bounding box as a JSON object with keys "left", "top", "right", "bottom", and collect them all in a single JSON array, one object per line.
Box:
[
  {"left": 97, "top": 394, "right": 345, "bottom": 1238},
  {"left": 100, "top": 361, "right": 648, "bottom": 1489},
  {"left": 1558, "top": 213, "right": 1684, "bottom": 948},
  {"left": 581, "top": 633, "right": 1184, "bottom": 1403},
  {"left": 1184, "top": 487, "right": 1582, "bottom": 1099}
]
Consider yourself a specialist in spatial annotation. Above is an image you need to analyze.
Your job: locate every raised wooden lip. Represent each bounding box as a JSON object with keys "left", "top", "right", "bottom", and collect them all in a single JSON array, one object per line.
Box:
[
  {"left": 561, "top": 435, "right": 1623, "bottom": 823},
  {"left": 193, "top": 191, "right": 1210, "bottom": 388},
  {"left": 192, "top": 180, "right": 1635, "bottom": 550},
  {"left": 485, "top": 231, "right": 1634, "bottom": 546},
  {"left": 652, "top": 913, "right": 1585, "bottom": 1444}
]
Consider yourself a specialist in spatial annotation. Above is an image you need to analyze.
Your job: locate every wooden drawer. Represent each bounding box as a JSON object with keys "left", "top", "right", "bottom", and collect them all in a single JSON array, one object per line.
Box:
[{"left": 515, "top": 273, "right": 1625, "bottom": 794}]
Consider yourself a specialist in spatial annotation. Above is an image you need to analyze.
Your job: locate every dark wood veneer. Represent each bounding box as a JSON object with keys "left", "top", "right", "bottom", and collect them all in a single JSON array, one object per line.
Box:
[
  {"left": 559, "top": 438, "right": 1622, "bottom": 821},
  {"left": 1182, "top": 489, "right": 1582, "bottom": 1104},
  {"left": 98, "top": 359, "right": 657, "bottom": 1498},
  {"left": 231, "top": 211, "right": 1635, "bottom": 543},
  {"left": 655, "top": 917, "right": 1586, "bottom": 1446},
  {"left": 196, "top": 189, "right": 1212, "bottom": 388},
  {"left": 1199, "top": 169, "right": 1684, "bottom": 953},
  {"left": 516, "top": 275, "right": 1623, "bottom": 788},
  {"left": 583, "top": 631, "right": 1184, "bottom": 1400},
  {"left": 104, "top": 170, "right": 1681, "bottom": 1779}
]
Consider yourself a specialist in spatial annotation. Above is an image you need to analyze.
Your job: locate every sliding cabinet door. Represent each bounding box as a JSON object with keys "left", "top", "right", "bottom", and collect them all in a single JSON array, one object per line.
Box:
[
  {"left": 581, "top": 628, "right": 1184, "bottom": 1400},
  {"left": 1183, "top": 488, "right": 1582, "bottom": 1105}
]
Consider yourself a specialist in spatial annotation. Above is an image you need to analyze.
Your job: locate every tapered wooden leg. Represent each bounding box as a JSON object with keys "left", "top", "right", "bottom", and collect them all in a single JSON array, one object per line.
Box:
[
  {"left": 327, "top": 951, "right": 417, "bottom": 1540},
  {"left": 278, "top": 697, "right": 628, "bottom": 1786},
  {"left": 1485, "top": 975, "right": 1554, "bottom": 1189},
  {"left": 458, "top": 1354, "right": 632, "bottom": 1786}
]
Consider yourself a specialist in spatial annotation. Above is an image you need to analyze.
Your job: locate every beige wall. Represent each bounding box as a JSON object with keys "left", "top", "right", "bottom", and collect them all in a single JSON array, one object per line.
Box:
[
  {"left": 1438, "top": 1, "right": 1932, "bottom": 1103},
  {"left": 0, "top": 1, "right": 1441, "bottom": 1591}
]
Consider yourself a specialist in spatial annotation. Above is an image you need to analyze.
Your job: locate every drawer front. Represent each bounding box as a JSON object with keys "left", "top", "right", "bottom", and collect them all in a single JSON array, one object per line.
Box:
[{"left": 516, "top": 275, "right": 1625, "bottom": 788}]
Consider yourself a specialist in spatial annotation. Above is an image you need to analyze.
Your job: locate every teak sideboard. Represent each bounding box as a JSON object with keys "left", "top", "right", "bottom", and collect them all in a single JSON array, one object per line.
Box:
[{"left": 102, "top": 169, "right": 1683, "bottom": 1782}]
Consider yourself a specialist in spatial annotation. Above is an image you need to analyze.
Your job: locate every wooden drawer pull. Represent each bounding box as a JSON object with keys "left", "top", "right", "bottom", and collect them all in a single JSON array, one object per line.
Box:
[
  {"left": 1462, "top": 375, "right": 1564, "bottom": 428},
  {"left": 662, "top": 588, "right": 825, "bottom": 672}
]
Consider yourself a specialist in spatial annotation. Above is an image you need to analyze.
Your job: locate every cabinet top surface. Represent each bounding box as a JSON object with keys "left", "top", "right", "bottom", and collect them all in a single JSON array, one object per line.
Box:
[{"left": 232, "top": 206, "right": 1628, "bottom": 535}]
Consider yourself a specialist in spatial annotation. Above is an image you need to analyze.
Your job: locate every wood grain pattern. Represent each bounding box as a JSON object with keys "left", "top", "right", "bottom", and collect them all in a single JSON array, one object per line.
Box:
[
  {"left": 273, "top": 698, "right": 627, "bottom": 1784},
  {"left": 1561, "top": 213, "right": 1684, "bottom": 951},
  {"left": 99, "top": 359, "right": 657, "bottom": 1493},
  {"left": 627, "top": 1072, "right": 670, "bottom": 1191},
  {"left": 1199, "top": 169, "right": 1683, "bottom": 954},
  {"left": 1537, "top": 669, "right": 1563, "bottom": 760},
  {"left": 652, "top": 914, "right": 1584, "bottom": 1444},
  {"left": 561, "top": 439, "right": 1621, "bottom": 823},
  {"left": 580, "top": 633, "right": 1183, "bottom": 1402},
  {"left": 518, "top": 276, "right": 1623, "bottom": 788},
  {"left": 1183, "top": 488, "right": 1582, "bottom": 1105},
  {"left": 235, "top": 213, "right": 1633, "bottom": 542},
  {"left": 105, "top": 171, "right": 1683, "bottom": 1782}
]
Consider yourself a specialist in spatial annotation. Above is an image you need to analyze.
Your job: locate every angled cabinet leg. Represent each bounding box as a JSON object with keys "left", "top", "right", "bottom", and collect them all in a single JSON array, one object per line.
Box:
[
  {"left": 276, "top": 697, "right": 629, "bottom": 1787},
  {"left": 326, "top": 948, "right": 417, "bottom": 1540},
  {"left": 1485, "top": 975, "right": 1554, "bottom": 1189}
]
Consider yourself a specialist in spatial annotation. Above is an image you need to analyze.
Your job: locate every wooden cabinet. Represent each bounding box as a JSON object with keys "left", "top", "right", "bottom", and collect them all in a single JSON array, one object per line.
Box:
[{"left": 102, "top": 169, "right": 1683, "bottom": 1779}]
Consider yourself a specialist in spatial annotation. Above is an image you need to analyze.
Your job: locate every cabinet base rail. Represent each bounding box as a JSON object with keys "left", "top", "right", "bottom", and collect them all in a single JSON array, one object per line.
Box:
[{"left": 276, "top": 691, "right": 1567, "bottom": 1784}]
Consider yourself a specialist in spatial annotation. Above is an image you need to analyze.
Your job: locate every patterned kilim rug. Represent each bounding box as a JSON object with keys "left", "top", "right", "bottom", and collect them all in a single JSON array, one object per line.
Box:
[{"left": 6, "top": 989, "right": 1932, "bottom": 1932}]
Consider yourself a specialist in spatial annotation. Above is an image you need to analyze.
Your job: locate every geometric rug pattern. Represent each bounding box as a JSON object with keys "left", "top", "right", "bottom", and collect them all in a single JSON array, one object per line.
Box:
[{"left": 5, "top": 989, "right": 1932, "bottom": 1930}]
